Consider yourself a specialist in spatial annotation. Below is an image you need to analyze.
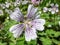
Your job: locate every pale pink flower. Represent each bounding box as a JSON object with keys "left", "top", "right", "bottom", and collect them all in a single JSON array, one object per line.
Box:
[{"left": 9, "top": 5, "right": 45, "bottom": 41}]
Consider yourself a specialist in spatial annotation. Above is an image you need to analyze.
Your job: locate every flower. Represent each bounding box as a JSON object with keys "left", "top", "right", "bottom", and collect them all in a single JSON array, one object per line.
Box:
[
  {"left": 14, "top": 0, "right": 28, "bottom": 6},
  {"left": 43, "top": 7, "right": 48, "bottom": 12},
  {"left": 31, "top": 0, "right": 42, "bottom": 5},
  {"left": 0, "top": 2, "right": 11, "bottom": 9},
  {"left": 49, "top": 3, "right": 59, "bottom": 14},
  {"left": 5, "top": 9, "right": 12, "bottom": 14},
  {"left": 0, "top": 4, "right": 6, "bottom": 9},
  {"left": 9, "top": 5, "right": 45, "bottom": 41},
  {"left": 14, "top": 0, "right": 22, "bottom": 6},
  {"left": 5, "top": 2, "right": 11, "bottom": 8}
]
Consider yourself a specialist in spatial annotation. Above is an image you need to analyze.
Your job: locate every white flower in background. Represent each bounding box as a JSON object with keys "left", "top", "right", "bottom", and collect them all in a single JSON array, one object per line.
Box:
[
  {"left": 43, "top": 7, "right": 48, "bottom": 12},
  {"left": 0, "top": 2, "right": 11, "bottom": 9},
  {"left": 14, "top": 0, "right": 22, "bottom": 6},
  {"left": 14, "top": 0, "right": 28, "bottom": 6},
  {"left": 5, "top": 9, "right": 12, "bottom": 14},
  {"left": 49, "top": 3, "right": 59, "bottom": 14},
  {"left": 0, "top": 4, "right": 6, "bottom": 9},
  {"left": 5, "top": 2, "right": 11, "bottom": 8},
  {"left": 9, "top": 5, "right": 45, "bottom": 41},
  {"left": 0, "top": 10, "right": 3, "bottom": 16}
]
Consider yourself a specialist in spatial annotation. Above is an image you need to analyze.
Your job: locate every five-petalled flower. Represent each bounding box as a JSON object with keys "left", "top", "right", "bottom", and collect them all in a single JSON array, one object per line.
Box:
[
  {"left": 9, "top": 4, "right": 45, "bottom": 41},
  {"left": 49, "top": 3, "right": 59, "bottom": 14}
]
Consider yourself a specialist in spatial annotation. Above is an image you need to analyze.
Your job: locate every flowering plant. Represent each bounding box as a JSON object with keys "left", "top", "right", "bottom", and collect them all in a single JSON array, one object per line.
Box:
[
  {"left": 0, "top": 0, "right": 60, "bottom": 45},
  {"left": 9, "top": 5, "right": 45, "bottom": 41}
]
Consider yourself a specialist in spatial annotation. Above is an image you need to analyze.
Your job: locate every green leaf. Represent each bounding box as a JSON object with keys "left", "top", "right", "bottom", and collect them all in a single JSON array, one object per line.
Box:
[
  {"left": 16, "top": 36, "right": 25, "bottom": 45},
  {"left": 3, "top": 20, "right": 17, "bottom": 31},
  {"left": 46, "top": 29, "right": 60, "bottom": 37},
  {"left": 27, "top": 40, "right": 37, "bottom": 45},
  {"left": 40, "top": 37, "right": 52, "bottom": 45},
  {"left": 52, "top": 39, "right": 60, "bottom": 44}
]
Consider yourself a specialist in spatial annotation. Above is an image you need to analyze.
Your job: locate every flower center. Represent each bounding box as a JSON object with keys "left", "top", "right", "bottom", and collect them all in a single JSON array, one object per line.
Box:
[
  {"left": 24, "top": 19, "right": 32, "bottom": 28},
  {"left": 53, "top": 7, "right": 56, "bottom": 11},
  {"left": 24, "top": 20, "right": 31, "bottom": 25}
]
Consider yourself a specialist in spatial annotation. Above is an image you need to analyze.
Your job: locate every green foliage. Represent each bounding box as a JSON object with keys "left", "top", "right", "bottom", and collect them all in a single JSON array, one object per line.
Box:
[
  {"left": 0, "top": 0, "right": 60, "bottom": 45},
  {"left": 4, "top": 19, "right": 17, "bottom": 31},
  {"left": 40, "top": 37, "right": 52, "bottom": 45}
]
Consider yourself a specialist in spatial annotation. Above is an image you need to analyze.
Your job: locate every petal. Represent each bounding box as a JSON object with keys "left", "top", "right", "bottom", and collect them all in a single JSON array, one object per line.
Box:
[
  {"left": 33, "top": 24, "right": 44, "bottom": 31},
  {"left": 5, "top": 9, "right": 12, "bottom": 14},
  {"left": 13, "top": 32, "right": 21, "bottom": 38},
  {"left": 50, "top": 3, "right": 54, "bottom": 7},
  {"left": 55, "top": 4, "right": 59, "bottom": 7},
  {"left": 27, "top": 4, "right": 33, "bottom": 14},
  {"left": 43, "top": 7, "right": 48, "bottom": 12},
  {"left": 51, "top": 10, "right": 55, "bottom": 14},
  {"left": 31, "top": 19, "right": 45, "bottom": 31},
  {"left": 32, "top": 19, "right": 45, "bottom": 25},
  {"left": 10, "top": 7, "right": 24, "bottom": 22},
  {"left": 56, "top": 9, "right": 59, "bottom": 12},
  {"left": 9, "top": 24, "right": 24, "bottom": 38},
  {"left": 25, "top": 25, "right": 37, "bottom": 41},
  {"left": 27, "top": 4, "right": 38, "bottom": 19}
]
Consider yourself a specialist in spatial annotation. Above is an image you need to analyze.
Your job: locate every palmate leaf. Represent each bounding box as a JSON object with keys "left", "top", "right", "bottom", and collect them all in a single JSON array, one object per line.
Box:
[
  {"left": 16, "top": 36, "right": 25, "bottom": 45},
  {"left": 16, "top": 40, "right": 24, "bottom": 45},
  {"left": 40, "top": 37, "right": 60, "bottom": 45},
  {"left": 26, "top": 40, "right": 37, "bottom": 45},
  {"left": 3, "top": 19, "right": 17, "bottom": 31},
  {"left": 16, "top": 36, "right": 37, "bottom": 45},
  {"left": 38, "top": 29, "right": 60, "bottom": 37},
  {"left": 46, "top": 29, "right": 60, "bottom": 37},
  {"left": 40, "top": 37, "right": 52, "bottom": 45},
  {"left": 38, "top": 29, "right": 60, "bottom": 45},
  {"left": 52, "top": 39, "right": 60, "bottom": 44}
]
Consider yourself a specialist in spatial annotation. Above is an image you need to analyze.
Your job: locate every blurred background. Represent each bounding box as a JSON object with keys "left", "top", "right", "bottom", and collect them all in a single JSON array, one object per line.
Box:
[{"left": 0, "top": 0, "right": 60, "bottom": 45}]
